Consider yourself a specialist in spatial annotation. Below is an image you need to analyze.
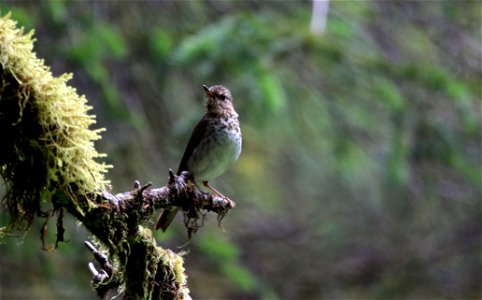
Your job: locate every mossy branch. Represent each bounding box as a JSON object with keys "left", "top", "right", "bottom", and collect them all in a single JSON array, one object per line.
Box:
[
  {"left": 0, "top": 12, "right": 110, "bottom": 229},
  {"left": 0, "top": 13, "right": 233, "bottom": 299},
  {"left": 76, "top": 170, "right": 233, "bottom": 299}
]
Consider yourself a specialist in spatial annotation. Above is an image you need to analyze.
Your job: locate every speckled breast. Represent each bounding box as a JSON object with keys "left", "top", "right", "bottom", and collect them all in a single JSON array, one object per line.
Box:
[{"left": 188, "top": 116, "right": 242, "bottom": 182}]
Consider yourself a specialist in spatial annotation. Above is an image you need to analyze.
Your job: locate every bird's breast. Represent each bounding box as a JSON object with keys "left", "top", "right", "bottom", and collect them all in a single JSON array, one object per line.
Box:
[{"left": 187, "top": 117, "right": 241, "bottom": 182}]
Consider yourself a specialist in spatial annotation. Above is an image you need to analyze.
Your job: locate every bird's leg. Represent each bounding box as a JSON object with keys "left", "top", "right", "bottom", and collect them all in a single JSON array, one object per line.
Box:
[
  {"left": 202, "top": 181, "right": 226, "bottom": 198},
  {"left": 202, "top": 181, "right": 236, "bottom": 208}
]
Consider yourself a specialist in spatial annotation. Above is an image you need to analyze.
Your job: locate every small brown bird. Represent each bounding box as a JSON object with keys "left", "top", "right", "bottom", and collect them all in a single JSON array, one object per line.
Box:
[{"left": 156, "top": 85, "right": 242, "bottom": 231}]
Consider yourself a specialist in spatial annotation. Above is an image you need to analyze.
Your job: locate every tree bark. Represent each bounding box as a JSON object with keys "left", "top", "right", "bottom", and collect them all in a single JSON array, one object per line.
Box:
[{"left": 69, "top": 171, "right": 234, "bottom": 299}]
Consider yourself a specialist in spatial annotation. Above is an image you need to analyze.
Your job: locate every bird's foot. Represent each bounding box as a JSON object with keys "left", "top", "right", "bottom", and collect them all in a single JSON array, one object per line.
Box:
[
  {"left": 203, "top": 181, "right": 236, "bottom": 209},
  {"left": 212, "top": 195, "right": 236, "bottom": 209}
]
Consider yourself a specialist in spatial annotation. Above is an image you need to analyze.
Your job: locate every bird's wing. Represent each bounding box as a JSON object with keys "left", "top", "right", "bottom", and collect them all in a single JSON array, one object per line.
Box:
[{"left": 177, "top": 114, "right": 210, "bottom": 175}]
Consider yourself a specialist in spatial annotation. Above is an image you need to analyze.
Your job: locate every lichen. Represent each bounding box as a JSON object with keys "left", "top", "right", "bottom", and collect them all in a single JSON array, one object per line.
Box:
[
  {"left": 0, "top": 12, "right": 111, "bottom": 228},
  {"left": 156, "top": 243, "right": 191, "bottom": 299}
]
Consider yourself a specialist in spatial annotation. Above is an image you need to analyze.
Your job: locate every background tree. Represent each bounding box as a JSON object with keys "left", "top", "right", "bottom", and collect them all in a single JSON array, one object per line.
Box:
[{"left": 1, "top": 1, "right": 481, "bottom": 299}]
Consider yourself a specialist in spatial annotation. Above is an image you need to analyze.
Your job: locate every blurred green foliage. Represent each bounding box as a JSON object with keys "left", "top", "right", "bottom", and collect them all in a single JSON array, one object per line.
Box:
[
  {"left": 1, "top": 1, "right": 480, "bottom": 299},
  {"left": 68, "top": 21, "right": 129, "bottom": 119}
]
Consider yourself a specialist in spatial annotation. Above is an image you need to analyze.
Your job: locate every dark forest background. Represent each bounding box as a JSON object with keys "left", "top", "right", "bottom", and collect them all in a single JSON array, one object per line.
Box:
[{"left": 0, "top": 1, "right": 480, "bottom": 299}]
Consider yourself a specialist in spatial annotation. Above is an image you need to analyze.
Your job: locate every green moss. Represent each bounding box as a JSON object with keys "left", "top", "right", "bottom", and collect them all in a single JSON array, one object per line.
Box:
[
  {"left": 0, "top": 13, "right": 111, "bottom": 228},
  {"left": 156, "top": 244, "right": 190, "bottom": 298}
]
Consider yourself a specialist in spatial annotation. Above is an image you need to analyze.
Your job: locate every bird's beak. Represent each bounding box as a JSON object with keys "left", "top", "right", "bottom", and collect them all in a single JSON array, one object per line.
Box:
[{"left": 203, "top": 85, "right": 213, "bottom": 97}]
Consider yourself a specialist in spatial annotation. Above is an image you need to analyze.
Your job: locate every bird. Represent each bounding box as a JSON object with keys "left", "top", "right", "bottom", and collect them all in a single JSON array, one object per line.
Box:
[{"left": 156, "top": 85, "right": 242, "bottom": 232}]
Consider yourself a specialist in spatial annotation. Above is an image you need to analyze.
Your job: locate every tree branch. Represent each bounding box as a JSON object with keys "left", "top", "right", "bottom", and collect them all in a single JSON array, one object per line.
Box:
[
  {"left": 0, "top": 14, "right": 235, "bottom": 299},
  {"left": 68, "top": 170, "right": 234, "bottom": 299}
]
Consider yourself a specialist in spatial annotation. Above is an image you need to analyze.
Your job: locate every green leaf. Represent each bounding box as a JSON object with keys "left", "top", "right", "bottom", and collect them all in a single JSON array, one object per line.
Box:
[
  {"left": 198, "top": 235, "right": 239, "bottom": 261},
  {"left": 221, "top": 263, "right": 257, "bottom": 292},
  {"left": 173, "top": 17, "right": 237, "bottom": 64},
  {"left": 150, "top": 29, "right": 173, "bottom": 60},
  {"left": 68, "top": 22, "right": 127, "bottom": 64},
  {"left": 95, "top": 23, "right": 127, "bottom": 59},
  {"left": 45, "top": 0, "right": 67, "bottom": 25},
  {"left": 374, "top": 78, "right": 405, "bottom": 112},
  {"left": 388, "top": 130, "right": 409, "bottom": 186},
  {"left": 256, "top": 65, "right": 287, "bottom": 114}
]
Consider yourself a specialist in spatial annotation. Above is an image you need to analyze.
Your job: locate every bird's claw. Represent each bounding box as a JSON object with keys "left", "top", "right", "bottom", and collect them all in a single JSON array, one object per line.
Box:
[{"left": 212, "top": 195, "right": 236, "bottom": 209}]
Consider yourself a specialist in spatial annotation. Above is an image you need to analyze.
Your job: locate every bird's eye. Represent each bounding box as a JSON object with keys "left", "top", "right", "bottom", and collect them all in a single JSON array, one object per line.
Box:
[{"left": 218, "top": 94, "right": 226, "bottom": 101}]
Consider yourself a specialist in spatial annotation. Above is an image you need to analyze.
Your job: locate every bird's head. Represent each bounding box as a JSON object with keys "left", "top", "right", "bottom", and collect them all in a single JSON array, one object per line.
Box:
[{"left": 203, "top": 85, "right": 237, "bottom": 116}]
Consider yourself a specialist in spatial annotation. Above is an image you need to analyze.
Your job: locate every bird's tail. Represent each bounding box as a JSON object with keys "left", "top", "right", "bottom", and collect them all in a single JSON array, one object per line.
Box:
[{"left": 155, "top": 208, "right": 179, "bottom": 232}]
